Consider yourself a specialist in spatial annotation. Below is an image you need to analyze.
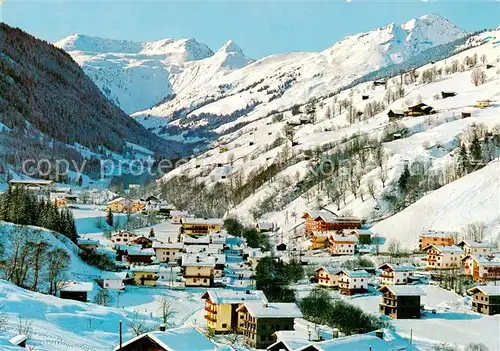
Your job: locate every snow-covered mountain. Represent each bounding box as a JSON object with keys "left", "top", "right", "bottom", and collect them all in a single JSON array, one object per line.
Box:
[
  {"left": 127, "top": 14, "right": 467, "bottom": 148},
  {"left": 55, "top": 35, "right": 253, "bottom": 113}
]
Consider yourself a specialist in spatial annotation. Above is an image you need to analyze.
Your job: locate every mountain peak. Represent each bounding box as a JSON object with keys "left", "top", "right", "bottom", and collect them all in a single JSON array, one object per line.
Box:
[{"left": 217, "top": 40, "right": 244, "bottom": 55}]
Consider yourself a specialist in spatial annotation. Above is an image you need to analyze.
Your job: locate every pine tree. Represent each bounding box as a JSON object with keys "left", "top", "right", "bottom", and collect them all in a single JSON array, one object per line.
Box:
[
  {"left": 398, "top": 164, "right": 411, "bottom": 194},
  {"left": 149, "top": 227, "right": 155, "bottom": 239},
  {"left": 106, "top": 208, "right": 114, "bottom": 227},
  {"left": 469, "top": 134, "right": 483, "bottom": 164},
  {"left": 457, "top": 143, "right": 470, "bottom": 176}
]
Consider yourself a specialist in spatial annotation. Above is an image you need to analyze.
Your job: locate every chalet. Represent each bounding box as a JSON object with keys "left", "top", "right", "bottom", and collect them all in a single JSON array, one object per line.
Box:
[
  {"left": 276, "top": 243, "right": 287, "bottom": 251},
  {"left": 378, "top": 263, "right": 416, "bottom": 285},
  {"left": 423, "top": 245, "right": 462, "bottom": 270},
  {"left": 111, "top": 231, "right": 138, "bottom": 245},
  {"left": 339, "top": 228, "right": 372, "bottom": 244},
  {"left": 77, "top": 238, "right": 98, "bottom": 251},
  {"left": 58, "top": 281, "right": 93, "bottom": 302},
  {"left": 115, "top": 244, "right": 141, "bottom": 261},
  {"left": 378, "top": 285, "right": 425, "bottom": 319},
  {"left": 106, "top": 197, "right": 132, "bottom": 213},
  {"left": 124, "top": 247, "right": 155, "bottom": 265},
  {"left": 441, "top": 91, "right": 457, "bottom": 99},
  {"left": 302, "top": 211, "right": 360, "bottom": 234},
  {"left": 473, "top": 100, "right": 490, "bottom": 108},
  {"left": 311, "top": 232, "right": 330, "bottom": 249},
  {"left": 419, "top": 230, "right": 456, "bottom": 250},
  {"left": 462, "top": 254, "right": 500, "bottom": 281},
  {"left": 337, "top": 270, "right": 371, "bottom": 296},
  {"left": 405, "top": 103, "right": 436, "bottom": 117},
  {"left": 182, "top": 255, "right": 216, "bottom": 287},
  {"left": 468, "top": 286, "right": 500, "bottom": 315},
  {"left": 8, "top": 179, "right": 54, "bottom": 192},
  {"left": 130, "top": 265, "right": 160, "bottom": 286},
  {"left": 210, "top": 231, "right": 228, "bottom": 245},
  {"left": 387, "top": 109, "right": 405, "bottom": 121},
  {"left": 153, "top": 242, "right": 184, "bottom": 264},
  {"left": 130, "top": 235, "right": 154, "bottom": 249},
  {"left": 201, "top": 289, "right": 268, "bottom": 333},
  {"left": 315, "top": 266, "right": 341, "bottom": 288},
  {"left": 245, "top": 248, "right": 271, "bottom": 269},
  {"left": 237, "top": 302, "right": 303, "bottom": 349},
  {"left": 181, "top": 218, "right": 222, "bottom": 235},
  {"left": 113, "top": 326, "right": 220, "bottom": 351},
  {"left": 170, "top": 210, "right": 189, "bottom": 224},
  {"left": 457, "top": 240, "right": 493, "bottom": 256},
  {"left": 328, "top": 234, "right": 357, "bottom": 255},
  {"left": 53, "top": 197, "right": 68, "bottom": 207},
  {"left": 101, "top": 271, "right": 129, "bottom": 290},
  {"left": 257, "top": 221, "right": 275, "bottom": 233}
]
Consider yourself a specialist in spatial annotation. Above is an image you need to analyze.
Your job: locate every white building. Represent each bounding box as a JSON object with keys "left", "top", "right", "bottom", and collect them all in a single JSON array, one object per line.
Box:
[
  {"left": 328, "top": 234, "right": 358, "bottom": 255},
  {"left": 377, "top": 263, "right": 416, "bottom": 285},
  {"left": 337, "top": 270, "right": 371, "bottom": 295},
  {"left": 171, "top": 210, "right": 189, "bottom": 224},
  {"left": 424, "top": 245, "right": 462, "bottom": 270},
  {"left": 101, "top": 271, "right": 129, "bottom": 290},
  {"left": 457, "top": 240, "right": 494, "bottom": 256},
  {"left": 315, "top": 266, "right": 342, "bottom": 288},
  {"left": 111, "top": 231, "right": 137, "bottom": 245}
]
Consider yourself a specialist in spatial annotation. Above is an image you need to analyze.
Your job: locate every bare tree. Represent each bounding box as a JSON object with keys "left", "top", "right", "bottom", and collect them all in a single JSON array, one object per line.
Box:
[
  {"left": 378, "top": 167, "right": 388, "bottom": 188},
  {"left": 16, "top": 317, "right": 33, "bottom": 339},
  {"left": 156, "top": 296, "right": 176, "bottom": 326},
  {"left": 462, "top": 222, "right": 486, "bottom": 242},
  {"left": 47, "top": 249, "right": 70, "bottom": 295},
  {"left": 367, "top": 179, "right": 376, "bottom": 200},
  {"left": 387, "top": 238, "right": 401, "bottom": 257},
  {"left": 471, "top": 68, "right": 486, "bottom": 86},
  {"left": 129, "top": 310, "right": 149, "bottom": 336},
  {"left": 480, "top": 54, "right": 487, "bottom": 65}
]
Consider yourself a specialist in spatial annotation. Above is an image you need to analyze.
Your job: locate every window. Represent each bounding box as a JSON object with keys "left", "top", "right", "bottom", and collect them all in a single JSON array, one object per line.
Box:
[{"left": 222, "top": 323, "right": 227, "bottom": 328}]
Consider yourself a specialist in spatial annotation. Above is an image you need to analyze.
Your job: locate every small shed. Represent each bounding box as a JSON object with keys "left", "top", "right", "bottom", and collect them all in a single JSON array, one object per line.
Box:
[
  {"left": 474, "top": 100, "right": 490, "bottom": 108},
  {"left": 441, "top": 91, "right": 457, "bottom": 99},
  {"left": 387, "top": 109, "right": 405, "bottom": 121},
  {"left": 461, "top": 111, "right": 472, "bottom": 119},
  {"left": 58, "top": 281, "right": 93, "bottom": 302},
  {"left": 486, "top": 64, "right": 495, "bottom": 69},
  {"left": 276, "top": 243, "right": 287, "bottom": 251},
  {"left": 362, "top": 95, "right": 369, "bottom": 100}
]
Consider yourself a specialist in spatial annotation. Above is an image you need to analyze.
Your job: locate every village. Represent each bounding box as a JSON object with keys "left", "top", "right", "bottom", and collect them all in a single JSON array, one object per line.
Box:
[{"left": 2, "top": 178, "right": 499, "bottom": 351}]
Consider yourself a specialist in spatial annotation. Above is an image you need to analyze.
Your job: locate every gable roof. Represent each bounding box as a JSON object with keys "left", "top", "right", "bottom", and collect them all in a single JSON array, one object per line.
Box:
[
  {"left": 378, "top": 285, "right": 426, "bottom": 296},
  {"left": 423, "top": 245, "right": 462, "bottom": 254},
  {"left": 113, "top": 327, "right": 221, "bottom": 351},
  {"left": 101, "top": 271, "right": 129, "bottom": 280},
  {"left": 468, "top": 286, "right": 500, "bottom": 296},
  {"left": 457, "top": 240, "right": 493, "bottom": 249},
  {"left": 201, "top": 289, "right": 268, "bottom": 305},
  {"left": 420, "top": 230, "right": 457, "bottom": 239},
  {"left": 59, "top": 281, "right": 93, "bottom": 292},
  {"left": 152, "top": 242, "right": 184, "bottom": 250},
  {"left": 338, "top": 269, "right": 371, "bottom": 278},
  {"left": 315, "top": 266, "right": 342, "bottom": 275},
  {"left": 330, "top": 234, "right": 358, "bottom": 243},
  {"left": 377, "top": 263, "right": 416, "bottom": 272},
  {"left": 237, "top": 302, "right": 303, "bottom": 319}
]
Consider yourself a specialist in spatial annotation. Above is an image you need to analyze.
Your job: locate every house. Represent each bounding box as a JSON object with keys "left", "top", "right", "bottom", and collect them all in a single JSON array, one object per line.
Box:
[
  {"left": 462, "top": 254, "right": 500, "bottom": 281},
  {"left": 457, "top": 240, "right": 493, "bottom": 256},
  {"left": 237, "top": 302, "right": 303, "bottom": 349},
  {"left": 115, "top": 244, "right": 142, "bottom": 261},
  {"left": 58, "top": 281, "right": 93, "bottom": 302},
  {"left": 257, "top": 221, "right": 275, "bottom": 232},
  {"left": 387, "top": 109, "right": 405, "bottom": 121},
  {"left": 77, "top": 238, "right": 99, "bottom": 251},
  {"left": 423, "top": 245, "right": 462, "bottom": 270},
  {"left": 182, "top": 255, "right": 216, "bottom": 287},
  {"left": 124, "top": 247, "right": 155, "bottom": 265},
  {"left": 53, "top": 197, "right": 68, "bottom": 207},
  {"left": 113, "top": 326, "right": 222, "bottom": 351},
  {"left": 8, "top": 179, "right": 54, "bottom": 192},
  {"left": 378, "top": 285, "right": 425, "bottom": 319},
  {"left": 130, "top": 265, "right": 160, "bottom": 286},
  {"left": 181, "top": 218, "right": 222, "bottom": 235},
  {"left": 302, "top": 211, "right": 360, "bottom": 234},
  {"left": 130, "top": 235, "right": 154, "bottom": 249},
  {"left": 405, "top": 103, "right": 436, "bottom": 117},
  {"left": 171, "top": 210, "right": 189, "bottom": 224},
  {"left": 315, "top": 266, "right": 341, "bottom": 288},
  {"left": 201, "top": 289, "right": 268, "bottom": 333},
  {"left": 328, "top": 234, "right": 357, "bottom": 255},
  {"left": 183, "top": 234, "right": 211, "bottom": 246},
  {"left": 337, "top": 270, "right": 370, "bottom": 295},
  {"left": 106, "top": 197, "right": 132, "bottom": 213},
  {"left": 353, "top": 229, "right": 372, "bottom": 245},
  {"left": 461, "top": 111, "right": 472, "bottom": 118},
  {"left": 310, "top": 232, "right": 330, "bottom": 249},
  {"left": 111, "top": 231, "right": 138, "bottom": 245},
  {"left": 7, "top": 335, "right": 28, "bottom": 349},
  {"left": 245, "top": 248, "right": 271, "bottom": 269},
  {"left": 276, "top": 243, "right": 287, "bottom": 251},
  {"left": 419, "top": 230, "right": 456, "bottom": 250},
  {"left": 378, "top": 263, "right": 416, "bottom": 285},
  {"left": 153, "top": 242, "right": 184, "bottom": 264},
  {"left": 441, "top": 91, "right": 457, "bottom": 99},
  {"left": 468, "top": 286, "right": 500, "bottom": 315},
  {"left": 101, "top": 271, "right": 129, "bottom": 290},
  {"left": 473, "top": 100, "right": 490, "bottom": 108}
]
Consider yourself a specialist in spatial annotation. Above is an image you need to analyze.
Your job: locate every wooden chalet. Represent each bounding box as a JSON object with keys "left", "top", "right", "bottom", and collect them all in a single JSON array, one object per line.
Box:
[
  {"left": 337, "top": 270, "right": 371, "bottom": 296},
  {"left": 419, "top": 230, "right": 456, "bottom": 250},
  {"left": 315, "top": 266, "right": 341, "bottom": 288},
  {"left": 404, "top": 103, "right": 436, "bottom": 117},
  {"left": 423, "top": 245, "right": 462, "bottom": 270},
  {"left": 130, "top": 235, "right": 154, "bottom": 249},
  {"left": 441, "top": 91, "right": 457, "bottom": 99},
  {"left": 378, "top": 263, "right": 416, "bottom": 285},
  {"left": 58, "top": 282, "right": 93, "bottom": 302},
  {"left": 468, "top": 286, "right": 500, "bottom": 316},
  {"left": 462, "top": 254, "right": 500, "bottom": 281},
  {"left": 387, "top": 109, "right": 405, "bottom": 121},
  {"left": 378, "top": 285, "right": 425, "bottom": 319},
  {"left": 302, "top": 211, "right": 360, "bottom": 234}
]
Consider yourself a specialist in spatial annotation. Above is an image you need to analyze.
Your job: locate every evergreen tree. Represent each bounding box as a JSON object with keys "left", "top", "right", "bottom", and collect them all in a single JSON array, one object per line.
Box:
[
  {"left": 149, "top": 227, "right": 155, "bottom": 239},
  {"left": 105, "top": 208, "right": 114, "bottom": 227},
  {"left": 457, "top": 143, "right": 470, "bottom": 175},
  {"left": 469, "top": 134, "right": 483, "bottom": 164},
  {"left": 398, "top": 163, "right": 411, "bottom": 194}
]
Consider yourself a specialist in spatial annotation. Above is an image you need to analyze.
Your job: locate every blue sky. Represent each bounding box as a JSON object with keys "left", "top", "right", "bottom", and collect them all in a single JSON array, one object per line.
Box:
[{"left": 1, "top": 0, "right": 499, "bottom": 58}]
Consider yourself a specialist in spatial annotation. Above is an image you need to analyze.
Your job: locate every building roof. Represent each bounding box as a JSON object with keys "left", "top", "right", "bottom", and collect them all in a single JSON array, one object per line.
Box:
[
  {"left": 378, "top": 263, "right": 416, "bottom": 272},
  {"left": 183, "top": 235, "right": 211, "bottom": 245},
  {"left": 312, "top": 232, "right": 331, "bottom": 238},
  {"left": 468, "top": 286, "right": 500, "bottom": 296},
  {"left": 338, "top": 270, "right": 371, "bottom": 278},
  {"left": 112, "top": 230, "right": 137, "bottom": 238},
  {"left": 9, "top": 179, "right": 54, "bottom": 185},
  {"left": 424, "top": 245, "right": 462, "bottom": 254},
  {"left": 182, "top": 218, "right": 222, "bottom": 225},
  {"left": 152, "top": 242, "right": 184, "bottom": 250},
  {"left": 302, "top": 211, "right": 360, "bottom": 224},
  {"left": 464, "top": 254, "right": 500, "bottom": 267},
  {"left": 182, "top": 255, "right": 216, "bottom": 267},
  {"left": 201, "top": 289, "right": 268, "bottom": 305},
  {"left": 257, "top": 221, "right": 274, "bottom": 230},
  {"left": 315, "top": 266, "right": 342, "bottom": 275},
  {"left": 107, "top": 197, "right": 131, "bottom": 205},
  {"left": 420, "top": 230, "right": 457, "bottom": 239},
  {"left": 126, "top": 248, "right": 155, "bottom": 256},
  {"left": 237, "top": 302, "right": 303, "bottom": 319},
  {"left": 170, "top": 210, "right": 189, "bottom": 216},
  {"left": 457, "top": 240, "right": 493, "bottom": 249},
  {"left": 330, "top": 234, "right": 358, "bottom": 243},
  {"left": 299, "top": 334, "right": 388, "bottom": 351},
  {"left": 59, "top": 281, "right": 93, "bottom": 292},
  {"left": 101, "top": 271, "right": 129, "bottom": 280},
  {"left": 77, "top": 238, "right": 99, "bottom": 246},
  {"left": 378, "top": 285, "right": 426, "bottom": 296},
  {"left": 113, "top": 327, "right": 221, "bottom": 351}
]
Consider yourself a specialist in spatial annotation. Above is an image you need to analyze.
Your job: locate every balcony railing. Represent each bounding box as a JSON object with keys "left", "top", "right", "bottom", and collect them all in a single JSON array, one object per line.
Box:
[{"left": 204, "top": 314, "right": 217, "bottom": 323}]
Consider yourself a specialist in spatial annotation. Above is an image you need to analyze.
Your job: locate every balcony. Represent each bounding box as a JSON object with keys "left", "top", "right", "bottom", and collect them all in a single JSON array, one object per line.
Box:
[
  {"left": 379, "top": 272, "right": 394, "bottom": 279},
  {"left": 204, "top": 314, "right": 217, "bottom": 323},
  {"left": 205, "top": 306, "right": 217, "bottom": 314}
]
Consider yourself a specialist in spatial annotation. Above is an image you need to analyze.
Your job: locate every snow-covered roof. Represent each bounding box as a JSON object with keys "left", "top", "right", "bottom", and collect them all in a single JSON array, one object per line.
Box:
[
  {"left": 77, "top": 238, "right": 99, "bottom": 246},
  {"left": 181, "top": 218, "right": 222, "bottom": 225},
  {"left": 257, "top": 221, "right": 274, "bottom": 230},
  {"left": 330, "top": 234, "right": 358, "bottom": 243},
  {"left": 107, "top": 197, "right": 129, "bottom": 204},
  {"left": 420, "top": 230, "right": 457, "bottom": 238},
  {"left": 9, "top": 179, "right": 54, "bottom": 185},
  {"left": 126, "top": 248, "right": 155, "bottom": 256},
  {"left": 201, "top": 289, "right": 268, "bottom": 305},
  {"left": 379, "top": 285, "right": 426, "bottom": 296},
  {"left": 425, "top": 245, "right": 462, "bottom": 254},
  {"left": 183, "top": 235, "right": 211, "bottom": 244},
  {"left": 339, "top": 270, "right": 371, "bottom": 278},
  {"left": 59, "top": 281, "right": 93, "bottom": 292},
  {"left": 311, "top": 232, "right": 331, "bottom": 238},
  {"left": 101, "top": 271, "right": 129, "bottom": 280},
  {"left": 182, "top": 255, "right": 216, "bottom": 267},
  {"left": 237, "top": 302, "right": 303, "bottom": 318},
  {"left": 152, "top": 242, "right": 184, "bottom": 250},
  {"left": 457, "top": 240, "right": 493, "bottom": 249},
  {"left": 468, "top": 285, "right": 500, "bottom": 296},
  {"left": 170, "top": 210, "right": 189, "bottom": 216},
  {"left": 113, "top": 327, "right": 220, "bottom": 351},
  {"left": 130, "top": 264, "right": 160, "bottom": 273},
  {"left": 378, "top": 263, "right": 416, "bottom": 272},
  {"left": 8, "top": 335, "right": 27, "bottom": 346},
  {"left": 465, "top": 254, "right": 500, "bottom": 267},
  {"left": 112, "top": 230, "right": 137, "bottom": 238},
  {"left": 315, "top": 266, "right": 342, "bottom": 275}
]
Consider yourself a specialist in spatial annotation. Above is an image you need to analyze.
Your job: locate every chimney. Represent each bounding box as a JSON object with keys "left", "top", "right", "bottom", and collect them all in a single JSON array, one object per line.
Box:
[
  {"left": 332, "top": 328, "right": 339, "bottom": 339},
  {"left": 159, "top": 324, "right": 166, "bottom": 332},
  {"left": 375, "top": 330, "right": 384, "bottom": 339}
]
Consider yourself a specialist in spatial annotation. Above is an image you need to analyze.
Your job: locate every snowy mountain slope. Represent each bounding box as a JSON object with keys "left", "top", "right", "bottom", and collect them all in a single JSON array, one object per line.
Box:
[
  {"left": 371, "top": 160, "right": 500, "bottom": 250},
  {"left": 159, "top": 28, "right": 500, "bottom": 249},
  {"left": 133, "top": 14, "right": 467, "bottom": 147},
  {"left": 55, "top": 35, "right": 253, "bottom": 113}
]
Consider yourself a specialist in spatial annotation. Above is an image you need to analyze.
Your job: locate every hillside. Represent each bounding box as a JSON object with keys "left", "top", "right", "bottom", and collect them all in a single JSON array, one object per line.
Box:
[
  {"left": 158, "top": 28, "right": 500, "bottom": 250},
  {"left": 55, "top": 35, "right": 253, "bottom": 114},
  {"left": 0, "top": 24, "right": 179, "bottom": 180},
  {"left": 127, "top": 14, "right": 467, "bottom": 151}
]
